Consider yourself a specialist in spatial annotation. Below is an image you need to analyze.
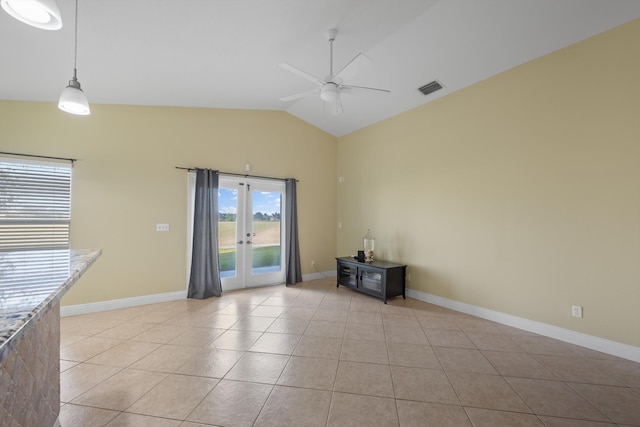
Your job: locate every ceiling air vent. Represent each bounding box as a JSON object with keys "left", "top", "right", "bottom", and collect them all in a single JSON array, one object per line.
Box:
[{"left": 418, "top": 80, "right": 443, "bottom": 96}]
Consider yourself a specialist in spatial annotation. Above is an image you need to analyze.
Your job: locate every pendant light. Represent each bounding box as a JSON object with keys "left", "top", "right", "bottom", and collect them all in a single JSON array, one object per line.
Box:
[
  {"left": 1, "top": 0, "right": 62, "bottom": 30},
  {"left": 58, "top": 0, "right": 90, "bottom": 115}
]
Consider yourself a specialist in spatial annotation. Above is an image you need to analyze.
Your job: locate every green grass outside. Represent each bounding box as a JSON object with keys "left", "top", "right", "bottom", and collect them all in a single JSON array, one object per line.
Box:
[
  {"left": 219, "top": 245, "right": 281, "bottom": 272},
  {"left": 218, "top": 221, "right": 281, "bottom": 272}
]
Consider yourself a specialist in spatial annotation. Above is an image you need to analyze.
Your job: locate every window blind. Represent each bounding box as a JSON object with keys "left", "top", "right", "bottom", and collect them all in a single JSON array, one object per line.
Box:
[{"left": 0, "top": 158, "right": 72, "bottom": 252}]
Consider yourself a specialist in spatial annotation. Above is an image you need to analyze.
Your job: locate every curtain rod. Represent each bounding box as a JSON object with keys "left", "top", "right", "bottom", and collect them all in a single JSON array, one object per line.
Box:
[
  {"left": 175, "top": 167, "right": 298, "bottom": 182},
  {"left": 0, "top": 151, "right": 76, "bottom": 164}
]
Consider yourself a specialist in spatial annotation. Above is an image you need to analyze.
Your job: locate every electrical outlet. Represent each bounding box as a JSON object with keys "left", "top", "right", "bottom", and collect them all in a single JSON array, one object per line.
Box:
[
  {"left": 406, "top": 273, "right": 411, "bottom": 281},
  {"left": 156, "top": 224, "right": 170, "bottom": 232},
  {"left": 571, "top": 305, "right": 583, "bottom": 318},
  {"left": 311, "top": 260, "right": 315, "bottom": 268}
]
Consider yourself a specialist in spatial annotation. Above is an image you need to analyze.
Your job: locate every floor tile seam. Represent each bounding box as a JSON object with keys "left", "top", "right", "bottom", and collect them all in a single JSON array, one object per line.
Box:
[
  {"left": 245, "top": 347, "right": 300, "bottom": 357},
  {"left": 61, "top": 334, "right": 127, "bottom": 355},
  {"left": 219, "top": 356, "right": 292, "bottom": 386},
  {"left": 69, "top": 355, "right": 147, "bottom": 371},
  {"left": 338, "top": 354, "right": 390, "bottom": 366},
  {"left": 168, "top": 370, "right": 225, "bottom": 380},
  {"left": 273, "top": 381, "right": 337, "bottom": 393},
  {"left": 384, "top": 325, "right": 403, "bottom": 404},
  {"left": 387, "top": 360, "right": 442, "bottom": 370},
  {"left": 432, "top": 368, "right": 478, "bottom": 410},
  {"left": 473, "top": 347, "right": 519, "bottom": 380},
  {"left": 475, "top": 346, "right": 527, "bottom": 354},
  {"left": 430, "top": 342, "right": 480, "bottom": 352},
  {"left": 534, "top": 414, "right": 616, "bottom": 425},
  {"left": 532, "top": 353, "right": 634, "bottom": 385},
  {"left": 67, "top": 374, "right": 168, "bottom": 413},
  {"left": 310, "top": 317, "right": 349, "bottom": 324},
  {"left": 394, "top": 397, "right": 466, "bottom": 410},
  {"left": 223, "top": 380, "right": 270, "bottom": 427},
  {"left": 60, "top": 401, "right": 125, "bottom": 421},
  {"left": 61, "top": 362, "right": 126, "bottom": 404},
  {"left": 330, "top": 381, "right": 397, "bottom": 402},
  {"left": 123, "top": 406, "right": 193, "bottom": 423},
  {"left": 380, "top": 318, "right": 394, "bottom": 369},
  {"left": 269, "top": 353, "right": 293, "bottom": 388},
  {"left": 344, "top": 334, "right": 386, "bottom": 343},
  {"left": 115, "top": 373, "right": 214, "bottom": 422},
  {"left": 461, "top": 399, "right": 537, "bottom": 415},
  {"left": 59, "top": 331, "right": 107, "bottom": 343},
  {"left": 501, "top": 375, "right": 612, "bottom": 422},
  {"left": 167, "top": 378, "right": 223, "bottom": 425},
  {"left": 84, "top": 339, "right": 165, "bottom": 367},
  {"left": 464, "top": 331, "right": 527, "bottom": 353},
  {"left": 566, "top": 379, "right": 640, "bottom": 400},
  {"left": 554, "top": 376, "right": 629, "bottom": 388},
  {"left": 176, "top": 345, "right": 247, "bottom": 378},
  {"left": 461, "top": 405, "right": 545, "bottom": 424},
  {"left": 528, "top": 353, "right": 628, "bottom": 387},
  {"left": 324, "top": 389, "right": 339, "bottom": 427},
  {"left": 329, "top": 389, "right": 397, "bottom": 403},
  {"left": 296, "top": 334, "right": 344, "bottom": 355}
]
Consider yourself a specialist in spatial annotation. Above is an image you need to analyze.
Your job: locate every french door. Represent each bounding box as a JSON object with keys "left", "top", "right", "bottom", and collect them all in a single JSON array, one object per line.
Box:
[{"left": 217, "top": 176, "right": 286, "bottom": 290}]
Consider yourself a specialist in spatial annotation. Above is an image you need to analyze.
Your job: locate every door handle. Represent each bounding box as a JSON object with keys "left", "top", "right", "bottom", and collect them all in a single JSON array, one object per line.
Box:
[{"left": 237, "top": 241, "right": 244, "bottom": 245}]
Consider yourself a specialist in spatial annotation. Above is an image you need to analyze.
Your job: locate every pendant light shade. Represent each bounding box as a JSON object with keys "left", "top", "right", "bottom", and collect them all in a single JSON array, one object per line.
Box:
[
  {"left": 58, "top": 0, "right": 90, "bottom": 115},
  {"left": 58, "top": 70, "right": 90, "bottom": 115},
  {"left": 1, "top": 0, "right": 62, "bottom": 30}
]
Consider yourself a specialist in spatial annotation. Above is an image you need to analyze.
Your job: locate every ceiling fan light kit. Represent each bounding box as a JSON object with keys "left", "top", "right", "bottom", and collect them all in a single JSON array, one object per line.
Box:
[
  {"left": 279, "top": 27, "right": 390, "bottom": 115},
  {"left": 320, "top": 83, "right": 339, "bottom": 102},
  {"left": 1, "top": 0, "right": 62, "bottom": 30}
]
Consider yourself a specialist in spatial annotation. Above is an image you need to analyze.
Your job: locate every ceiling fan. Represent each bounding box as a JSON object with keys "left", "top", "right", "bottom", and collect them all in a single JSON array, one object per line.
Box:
[{"left": 279, "top": 28, "right": 390, "bottom": 115}]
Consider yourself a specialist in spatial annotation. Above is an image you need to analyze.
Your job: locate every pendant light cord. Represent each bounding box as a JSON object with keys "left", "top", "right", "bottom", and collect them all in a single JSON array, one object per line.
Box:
[{"left": 73, "top": 0, "right": 78, "bottom": 74}]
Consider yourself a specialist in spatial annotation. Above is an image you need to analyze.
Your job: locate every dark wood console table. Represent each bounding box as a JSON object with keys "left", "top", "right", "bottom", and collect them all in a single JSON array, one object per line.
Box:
[{"left": 336, "top": 257, "right": 407, "bottom": 303}]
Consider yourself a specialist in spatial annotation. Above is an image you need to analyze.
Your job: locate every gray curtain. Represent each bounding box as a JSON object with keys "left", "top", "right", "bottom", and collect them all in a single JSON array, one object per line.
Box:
[
  {"left": 285, "top": 178, "right": 302, "bottom": 285},
  {"left": 188, "top": 169, "right": 222, "bottom": 299}
]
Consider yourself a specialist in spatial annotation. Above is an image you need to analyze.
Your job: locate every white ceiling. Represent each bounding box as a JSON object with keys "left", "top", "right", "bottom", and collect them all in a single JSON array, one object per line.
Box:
[{"left": 2, "top": 0, "right": 640, "bottom": 137}]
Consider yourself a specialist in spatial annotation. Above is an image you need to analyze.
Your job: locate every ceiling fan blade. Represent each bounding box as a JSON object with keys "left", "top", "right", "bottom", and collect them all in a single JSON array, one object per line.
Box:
[
  {"left": 334, "top": 53, "right": 372, "bottom": 81},
  {"left": 279, "top": 63, "right": 326, "bottom": 86},
  {"left": 279, "top": 88, "right": 320, "bottom": 102},
  {"left": 341, "top": 84, "right": 390, "bottom": 94}
]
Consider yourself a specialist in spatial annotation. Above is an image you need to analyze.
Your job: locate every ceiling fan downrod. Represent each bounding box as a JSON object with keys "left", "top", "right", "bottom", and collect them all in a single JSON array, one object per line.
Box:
[{"left": 327, "top": 28, "right": 338, "bottom": 78}]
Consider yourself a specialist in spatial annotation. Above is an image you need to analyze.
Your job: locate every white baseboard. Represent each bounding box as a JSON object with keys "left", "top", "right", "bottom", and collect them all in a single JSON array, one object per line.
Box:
[
  {"left": 406, "top": 288, "right": 640, "bottom": 363},
  {"left": 58, "top": 271, "right": 337, "bottom": 316},
  {"left": 60, "top": 279, "right": 638, "bottom": 362},
  {"left": 60, "top": 290, "right": 187, "bottom": 317},
  {"left": 302, "top": 270, "right": 336, "bottom": 282}
]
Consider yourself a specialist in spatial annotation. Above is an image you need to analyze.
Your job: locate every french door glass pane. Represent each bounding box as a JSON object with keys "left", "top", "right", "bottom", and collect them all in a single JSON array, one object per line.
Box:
[
  {"left": 251, "top": 190, "right": 281, "bottom": 275},
  {"left": 218, "top": 187, "right": 238, "bottom": 278}
]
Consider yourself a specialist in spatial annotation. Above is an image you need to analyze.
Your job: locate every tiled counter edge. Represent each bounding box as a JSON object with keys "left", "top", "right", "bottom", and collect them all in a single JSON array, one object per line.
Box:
[{"left": 0, "top": 249, "right": 102, "bottom": 427}]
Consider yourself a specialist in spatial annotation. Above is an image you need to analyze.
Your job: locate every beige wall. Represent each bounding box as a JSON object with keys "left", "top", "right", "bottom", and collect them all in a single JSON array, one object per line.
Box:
[
  {"left": 0, "top": 103, "right": 337, "bottom": 305},
  {"left": 2, "top": 18, "right": 639, "bottom": 348},
  {"left": 337, "top": 19, "right": 640, "bottom": 347}
]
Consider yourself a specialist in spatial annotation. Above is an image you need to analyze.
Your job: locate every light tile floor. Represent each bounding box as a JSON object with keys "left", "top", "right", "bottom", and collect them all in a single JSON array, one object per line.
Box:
[{"left": 59, "top": 278, "right": 640, "bottom": 426}]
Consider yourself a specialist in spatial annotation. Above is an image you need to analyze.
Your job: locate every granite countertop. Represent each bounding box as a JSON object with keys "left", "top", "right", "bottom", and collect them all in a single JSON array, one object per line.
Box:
[{"left": 0, "top": 249, "right": 102, "bottom": 360}]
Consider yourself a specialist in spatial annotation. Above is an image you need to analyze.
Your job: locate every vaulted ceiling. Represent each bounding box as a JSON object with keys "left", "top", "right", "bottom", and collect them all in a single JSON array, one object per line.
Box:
[{"left": 2, "top": 0, "right": 640, "bottom": 137}]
